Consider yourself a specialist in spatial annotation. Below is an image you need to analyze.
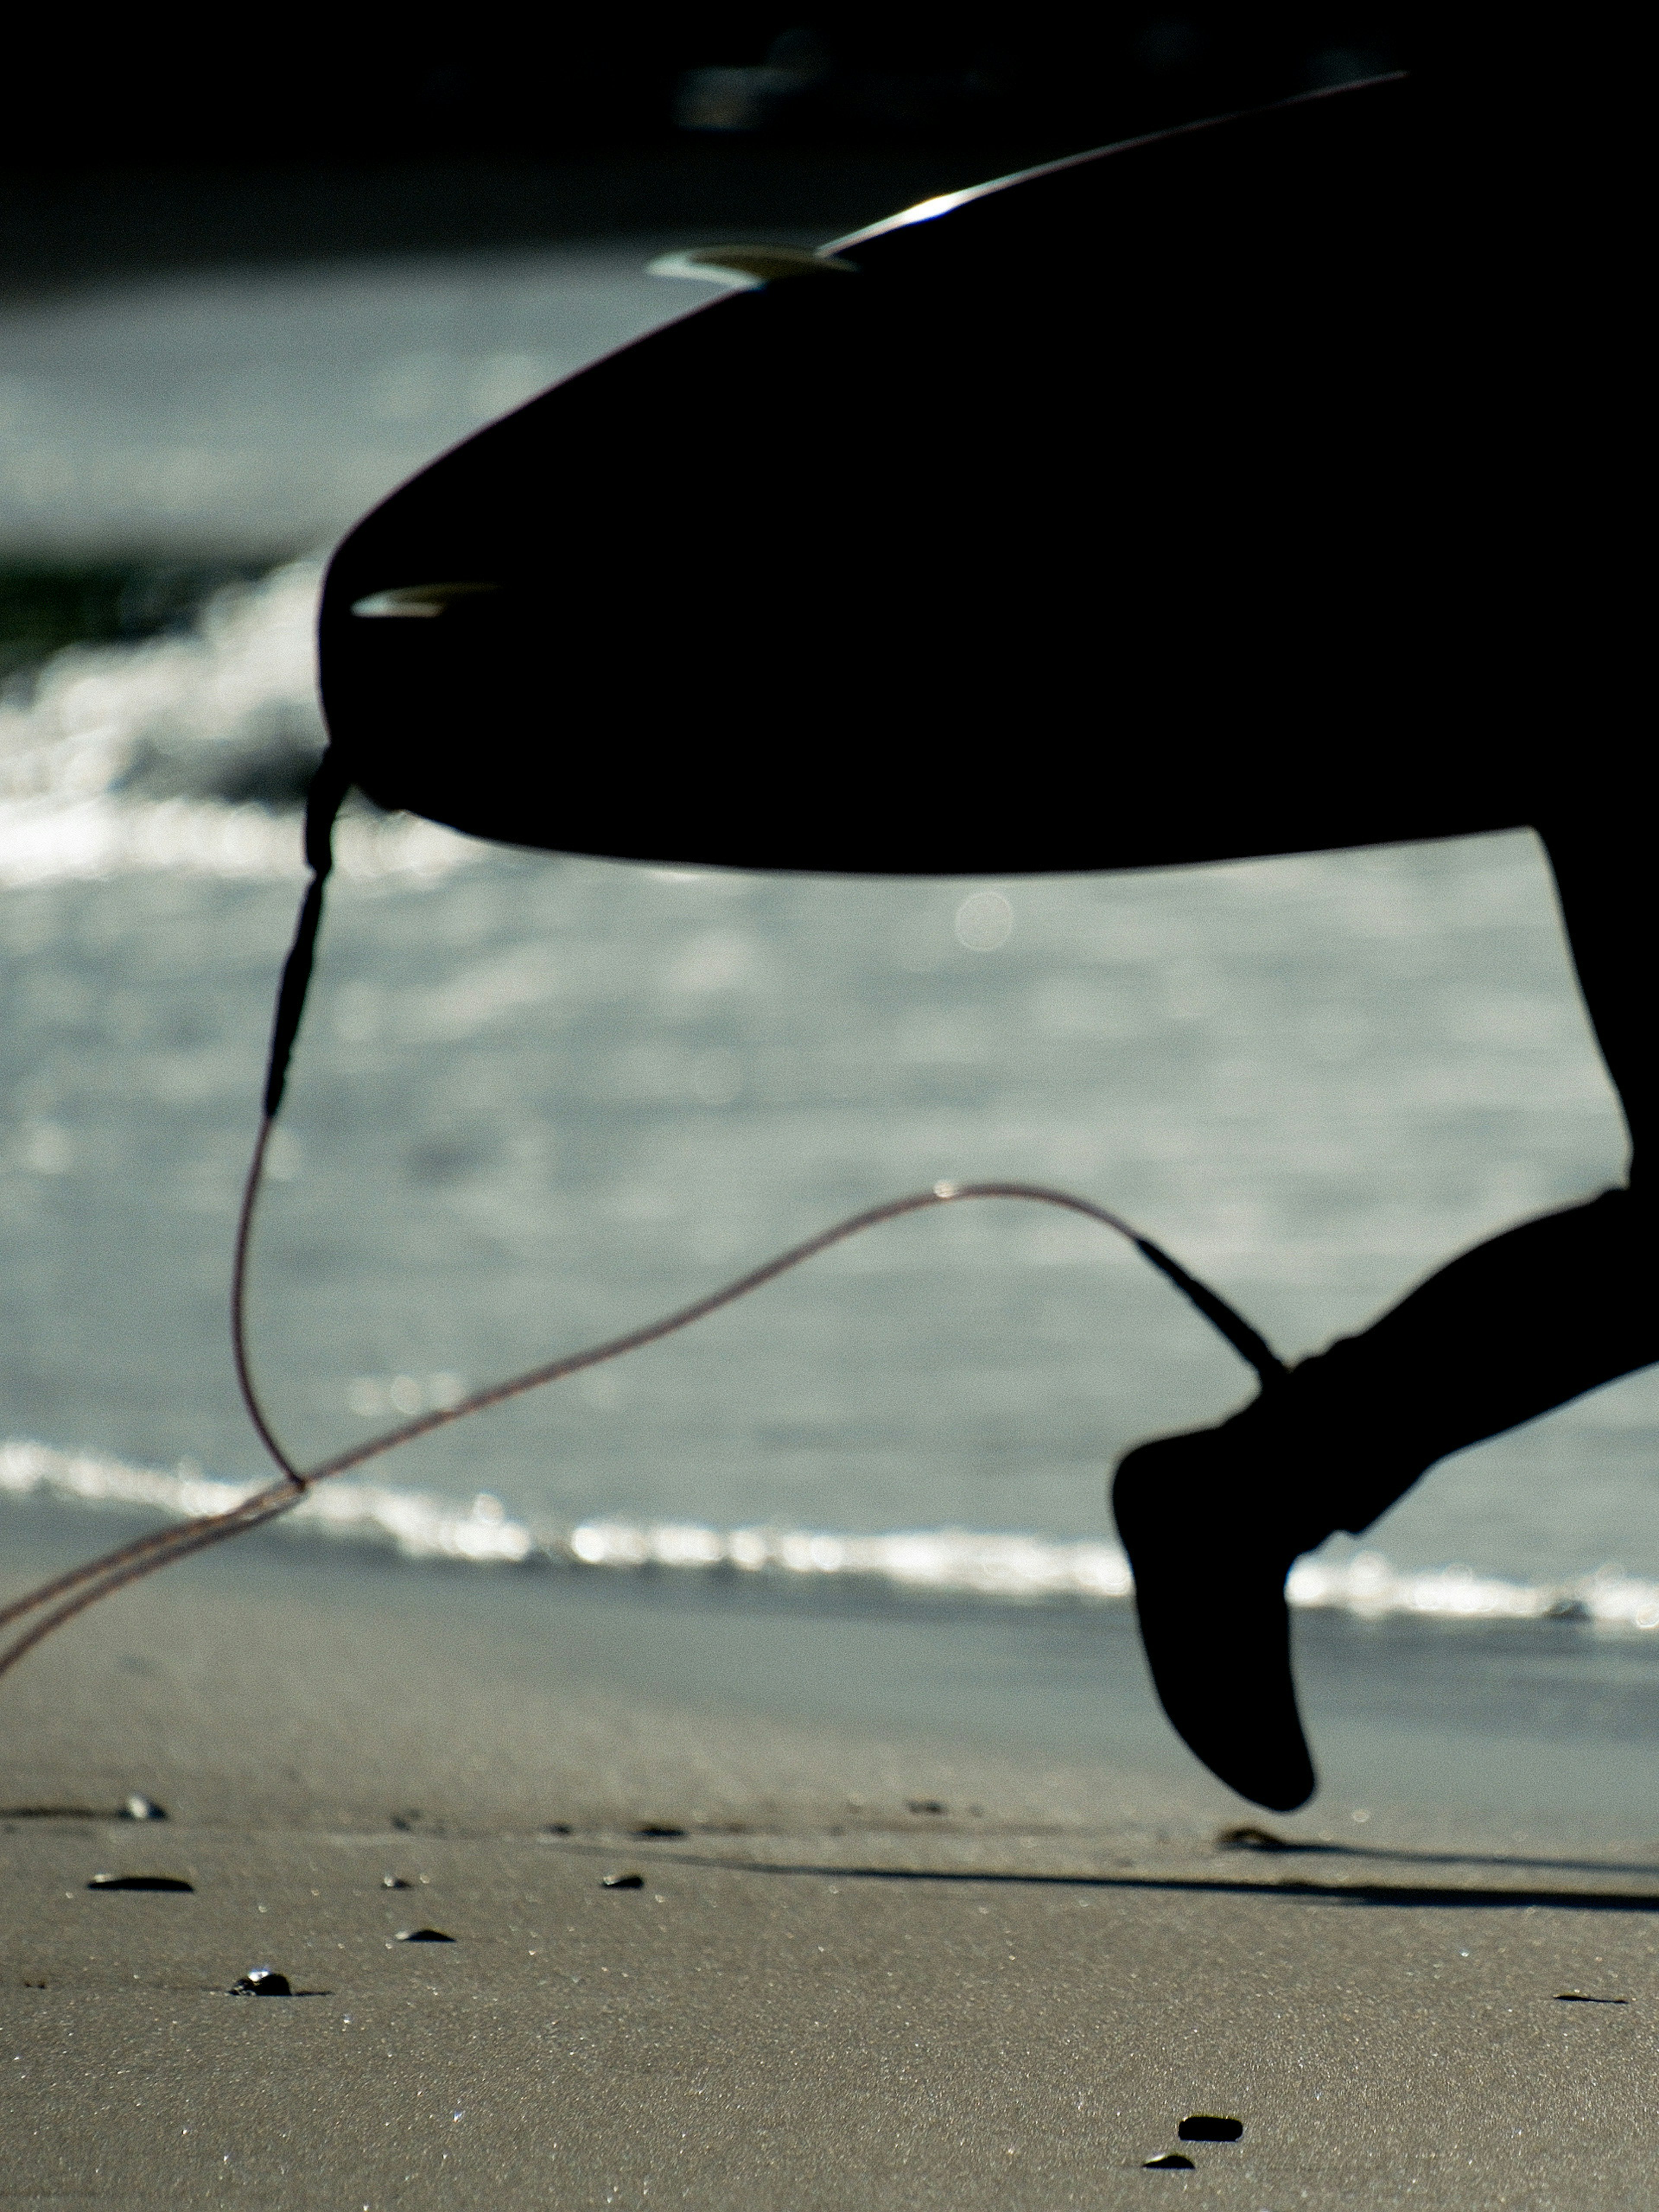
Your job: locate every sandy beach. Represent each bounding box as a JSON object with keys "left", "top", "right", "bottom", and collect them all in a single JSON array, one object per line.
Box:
[{"left": 4, "top": 1513, "right": 1659, "bottom": 2209}]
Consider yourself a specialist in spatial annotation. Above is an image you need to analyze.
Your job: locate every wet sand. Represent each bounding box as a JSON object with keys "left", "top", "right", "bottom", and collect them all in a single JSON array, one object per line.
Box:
[{"left": 4, "top": 1524, "right": 1659, "bottom": 2207}]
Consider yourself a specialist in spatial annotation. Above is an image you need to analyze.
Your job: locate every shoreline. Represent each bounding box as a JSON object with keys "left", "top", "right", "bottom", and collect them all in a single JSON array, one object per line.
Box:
[
  {"left": 8, "top": 1496, "right": 1659, "bottom": 1849},
  {"left": 11, "top": 1438, "right": 1659, "bottom": 1643}
]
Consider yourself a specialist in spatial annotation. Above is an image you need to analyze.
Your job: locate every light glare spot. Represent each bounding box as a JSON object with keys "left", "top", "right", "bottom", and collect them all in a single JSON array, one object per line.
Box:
[
  {"left": 23, "top": 1123, "right": 72, "bottom": 1175},
  {"left": 347, "top": 1377, "right": 385, "bottom": 1417},
  {"left": 264, "top": 1127, "right": 303, "bottom": 1181},
  {"left": 954, "top": 891, "right": 1014, "bottom": 951}
]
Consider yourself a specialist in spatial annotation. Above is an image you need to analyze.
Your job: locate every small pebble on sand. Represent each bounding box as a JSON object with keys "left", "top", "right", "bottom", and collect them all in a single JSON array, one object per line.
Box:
[
  {"left": 86, "top": 1873, "right": 193, "bottom": 1892},
  {"left": 1218, "top": 1824, "right": 1290, "bottom": 1852},
  {"left": 1179, "top": 2115, "right": 1244, "bottom": 2142},
  {"left": 231, "top": 1967, "right": 291, "bottom": 1996}
]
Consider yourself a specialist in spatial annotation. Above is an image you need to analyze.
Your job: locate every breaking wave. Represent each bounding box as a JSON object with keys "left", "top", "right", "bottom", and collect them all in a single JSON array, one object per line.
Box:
[
  {"left": 0, "top": 557, "right": 477, "bottom": 887},
  {"left": 6, "top": 1435, "right": 1659, "bottom": 1632}
]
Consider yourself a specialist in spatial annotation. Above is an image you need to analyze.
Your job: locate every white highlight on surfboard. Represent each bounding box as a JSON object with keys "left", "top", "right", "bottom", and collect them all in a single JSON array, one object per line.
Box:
[{"left": 6, "top": 1435, "right": 1658, "bottom": 1632}]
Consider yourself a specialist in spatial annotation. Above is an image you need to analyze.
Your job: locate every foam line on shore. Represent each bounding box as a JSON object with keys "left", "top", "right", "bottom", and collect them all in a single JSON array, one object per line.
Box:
[{"left": 6, "top": 1435, "right": 1659, "bottom": 1633}]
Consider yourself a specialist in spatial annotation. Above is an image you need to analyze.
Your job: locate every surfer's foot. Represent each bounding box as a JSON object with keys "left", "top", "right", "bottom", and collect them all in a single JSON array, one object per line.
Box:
[{"left": 1112, "top": 1396, "right": 1338, "bottom": 1812}]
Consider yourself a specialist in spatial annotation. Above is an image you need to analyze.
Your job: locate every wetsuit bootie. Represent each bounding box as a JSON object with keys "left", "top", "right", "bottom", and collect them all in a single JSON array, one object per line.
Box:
[
  {"left": 1111, "top": 1388, "right": 1346, "bottom": 1812},
  {"left": 1112, "top": 1187, "right": 1659, "bottom": 1811}
]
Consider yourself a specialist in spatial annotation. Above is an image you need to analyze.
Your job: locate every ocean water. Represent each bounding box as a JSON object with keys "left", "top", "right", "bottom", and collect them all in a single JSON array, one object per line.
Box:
[
  {"left": 4, "top": 235, "right": 1659, "bottom": 1665},
  {"left": 0, "top": 245, "right": 741, "bottom": 557},
  {"left": 3, "top": 557, "right": 1659, "bottom": 1646}
]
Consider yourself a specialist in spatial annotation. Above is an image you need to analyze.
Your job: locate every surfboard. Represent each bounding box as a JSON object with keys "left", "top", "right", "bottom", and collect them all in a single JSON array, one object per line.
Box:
[{"left": 317, "top": 75, "right": 1441, "bottom": 875}]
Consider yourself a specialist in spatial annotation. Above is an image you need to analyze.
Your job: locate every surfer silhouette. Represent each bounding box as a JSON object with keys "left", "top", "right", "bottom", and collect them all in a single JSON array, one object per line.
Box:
[
  {"left": 312, "top": 65, "right": 1652, "bottom": 1811},
  {"left": 314, "top": 60, "right": 1659, "bottom": 1805},
  {"left": 10, "top": 62, "right": 1633, "bottom": 1811}
]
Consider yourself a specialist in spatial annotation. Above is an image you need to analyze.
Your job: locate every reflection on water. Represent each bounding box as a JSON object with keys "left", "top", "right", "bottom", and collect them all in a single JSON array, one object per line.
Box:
[
  {"left": 0, "top": 696, "right": 1651, "bottom": 1585},
  {"left": 0, "top": 247, "right": 723, "bottom": 557}
]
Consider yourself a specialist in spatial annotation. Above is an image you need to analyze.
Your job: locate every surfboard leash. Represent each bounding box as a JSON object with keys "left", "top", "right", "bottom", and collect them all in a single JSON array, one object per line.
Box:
[{"left": 0, "top": 762, "right": 1289, "bottom": 1683}]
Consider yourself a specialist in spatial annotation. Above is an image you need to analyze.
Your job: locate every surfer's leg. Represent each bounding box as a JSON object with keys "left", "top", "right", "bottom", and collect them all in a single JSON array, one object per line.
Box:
[{"left": 1114, "top": 813, "right": 1659, "bottom": 1810}]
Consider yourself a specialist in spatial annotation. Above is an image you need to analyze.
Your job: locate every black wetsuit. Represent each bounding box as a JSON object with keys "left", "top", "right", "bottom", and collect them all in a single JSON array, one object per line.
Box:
[{"left": 316, "top": 67, "right": 1653, "bottom": 1532}]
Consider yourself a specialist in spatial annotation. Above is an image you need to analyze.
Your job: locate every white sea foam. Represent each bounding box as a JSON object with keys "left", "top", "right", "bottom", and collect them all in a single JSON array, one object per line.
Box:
[
  {"left": 0, "top": 558, "right": 477, "bottom": 887},
  {"left": 6, "top": 1435, "right": 1659, "bottom": 1632},
  {"left": 1, "top": 560, "right": 323, "bottom": 802},
  {"left": 0, "top": 792, "right": 477, "bottom": 890}
]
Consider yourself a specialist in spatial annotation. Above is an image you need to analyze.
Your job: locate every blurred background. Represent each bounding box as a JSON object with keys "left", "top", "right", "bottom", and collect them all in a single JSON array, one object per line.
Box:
[{"left": 13, "top": 7, "right": 1659, "bottom": 1624}]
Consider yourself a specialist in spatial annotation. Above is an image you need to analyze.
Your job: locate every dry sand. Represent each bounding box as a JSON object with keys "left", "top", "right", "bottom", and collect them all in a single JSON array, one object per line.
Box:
[{"left": 3, "top": 1528, "right": 1658, "bottom": 2208}]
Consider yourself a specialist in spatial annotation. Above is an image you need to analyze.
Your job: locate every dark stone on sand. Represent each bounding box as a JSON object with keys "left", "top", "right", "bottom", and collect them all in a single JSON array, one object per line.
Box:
[
  {"left": 1144, "top": 2153, "right": 1196, "bottom": 2169},
  {"left": 381, "top": 1875, "right": 412, "bottom": 1889},
  {"left": 630, "top": 1825, "right": 686, "bottom": 1839},
  {"left": 1218, "top": 1824, "right": 1290, "bottom": 1851},
  {"left": 543, "top": 1823, "right": 572, "bottom": 1835},
  {"left": 1179, "top": 2115, "right": 1244, "bottom": 2142},
  {"left": 86, "top": 1873, "right": 193, "bottom": 1892},
  {"left": 395, "top": 1927, "right": 455, "bottom": 1942},
  {"left": 121, "top": 1795, "right": 168, "bottom": 1821},
  {"left": 602, "top": 1873, "right": 645, "bottom": 1890},
  {"left": 907, "top": 1800, "right": 947, "bottom": 1815},
  {"left": 231, "top": 1967, "right": 291, "bottom": 1995}
]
